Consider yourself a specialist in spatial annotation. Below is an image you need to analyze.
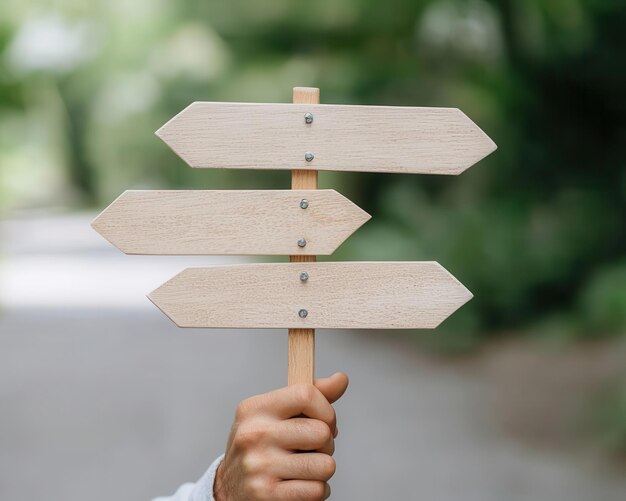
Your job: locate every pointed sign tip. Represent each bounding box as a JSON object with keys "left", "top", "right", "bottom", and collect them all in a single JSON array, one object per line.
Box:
[
  {"left": 339, "top": 190, "right": 372, "bottom": 223},
  {"left": 429, "top": 284, "right": 473, "bottom": 329},
  {"left": 155, "top": 103, "right": 200, "bottom": 167},
  {"left": 148, "top": 288, "right": 187, "bottom": 328},
  {"left": 484, "top": 135, "right": 498, "bottom": 158},
  {"left": 449, "top": 110, "right": 497, "bottom": 175},
  {"left": 430, "top": 259, "right": 474, "bottom": 311},
  {"left": 155, "top": 129, "right": 195, "bottom": 167},
  {"left": 90, "top": 211, "right": 107, "bottom": 239},
  {"left": 90, "top": 192, "right": 136, "bottom": 254}
]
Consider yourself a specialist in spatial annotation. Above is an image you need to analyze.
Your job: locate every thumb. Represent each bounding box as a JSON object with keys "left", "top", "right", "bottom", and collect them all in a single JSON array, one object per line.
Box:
[{"left": 314, "top": 372, "right": 349, "bottom": 404}]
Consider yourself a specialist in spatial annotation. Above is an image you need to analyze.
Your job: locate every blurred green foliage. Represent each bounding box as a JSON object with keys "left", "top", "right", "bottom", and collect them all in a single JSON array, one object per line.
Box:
[{"left": 1, "top": 0, "right": 625, "bottom": 341}]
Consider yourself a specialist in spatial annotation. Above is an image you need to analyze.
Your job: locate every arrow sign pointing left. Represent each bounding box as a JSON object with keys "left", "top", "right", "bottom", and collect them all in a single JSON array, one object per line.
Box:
[
  {"left": 149, "top": 262, "right": 473, "bottom": 329},
  {"left": 91, "top": 189, "right": 370, "bottom": 255}
]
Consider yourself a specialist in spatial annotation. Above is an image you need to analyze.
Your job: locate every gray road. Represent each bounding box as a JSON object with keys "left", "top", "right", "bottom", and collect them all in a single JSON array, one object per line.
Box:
[{"left": 1, "top": 214, "right": 625, "bottom": 500}]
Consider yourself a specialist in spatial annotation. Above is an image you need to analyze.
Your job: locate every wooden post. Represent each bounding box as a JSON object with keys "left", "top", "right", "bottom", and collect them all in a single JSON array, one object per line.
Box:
[{"left": 288, "top": 86, "right": 319, "bottom": 386}]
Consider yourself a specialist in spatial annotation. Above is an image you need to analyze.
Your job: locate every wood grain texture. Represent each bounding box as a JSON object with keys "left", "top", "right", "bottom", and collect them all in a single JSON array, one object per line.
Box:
[
  {"left": 156, "top": 102, "right": 496, "bottom": 175},
  {"left": 289, "top": 87, "right": 319, "bottom": 385},
  {"left": 148, "top": 262, "right": 473, "bottom": 330},
  {"left": 90, "top": 189, "right": 369, "bottom": 256}
]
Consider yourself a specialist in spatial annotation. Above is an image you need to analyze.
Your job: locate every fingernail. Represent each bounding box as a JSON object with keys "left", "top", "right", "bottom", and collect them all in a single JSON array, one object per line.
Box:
[{"left": 334, "top": 426, "right": 339, "bottom": 438}]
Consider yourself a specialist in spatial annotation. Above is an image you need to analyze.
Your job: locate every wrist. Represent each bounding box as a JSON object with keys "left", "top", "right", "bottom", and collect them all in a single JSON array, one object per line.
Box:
[{"left": 213, "top": 461, "right": 226, "bottom": 501}]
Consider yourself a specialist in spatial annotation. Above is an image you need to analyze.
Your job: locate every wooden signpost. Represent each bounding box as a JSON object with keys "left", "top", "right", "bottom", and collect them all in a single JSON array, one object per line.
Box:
[{"left": 93, "top": 86, "right": 496, "bottom": 387}]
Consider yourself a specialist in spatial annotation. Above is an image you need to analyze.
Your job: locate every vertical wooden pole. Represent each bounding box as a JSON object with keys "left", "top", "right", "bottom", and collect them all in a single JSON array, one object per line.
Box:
[{"left": 288, "top": 86, "right": 319, "bottom": 386}]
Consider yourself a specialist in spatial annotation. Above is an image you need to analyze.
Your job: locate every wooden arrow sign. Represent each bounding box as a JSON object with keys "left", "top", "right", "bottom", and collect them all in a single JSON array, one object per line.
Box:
[
  {"left": 156, "top": 102, "right": 496, "bottom": 175},
  {"left": 91, "top": 189, "right": 370, "bottom": 255},
  {"left": 148, "top": 262, "right": 473, "bottom": 329}
]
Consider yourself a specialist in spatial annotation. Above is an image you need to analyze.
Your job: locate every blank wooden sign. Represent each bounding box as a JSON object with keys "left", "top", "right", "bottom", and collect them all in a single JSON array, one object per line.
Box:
[
  {"left": 91, "top": 189, "right": 370, "bottom": 255},
  {"left": 91, "top": 86, "right": 498, "bottom": 392},
  {"left": 148, "top": 262, "right": 473, "bottom": 329},
  {"left": 156, "top": 102, "right": 497, "bottom": 174}
]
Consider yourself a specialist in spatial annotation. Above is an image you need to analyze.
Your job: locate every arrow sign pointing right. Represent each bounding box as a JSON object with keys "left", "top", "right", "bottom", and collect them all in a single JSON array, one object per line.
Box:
[
  {"left": 91, "top": 189, "right": 370, "bottom": 255},
  {"left": 148, "top": 262, "right": 473, "bottom": 329},
  {"left": 156, "top": 102, "right": 496, "bottom": 175}
]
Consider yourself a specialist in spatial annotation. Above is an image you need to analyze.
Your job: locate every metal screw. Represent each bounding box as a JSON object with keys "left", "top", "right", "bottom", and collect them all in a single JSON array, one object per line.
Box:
[
  {"left": 297, "top": 238, "right": 307, "bottom": 248},
  {"left": 300, "top": 199, "right": 309, "bottom": 209},
  {"left": 305, "top": 152, "right": 314, "bottom": 162},
  {"left": 298, "top": 309, "right": 308, "bottom": 318},
  {"left": 299, "top": 271, "right": 309, "bottom": 282},
  {"left": 304, "top": 112, "right": 314, "bottom": 124}
]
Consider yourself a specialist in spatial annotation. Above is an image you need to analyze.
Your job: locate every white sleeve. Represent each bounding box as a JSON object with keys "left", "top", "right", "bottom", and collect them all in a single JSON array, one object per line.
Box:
[{"left": 152, "top": 454, "right": 225, "bottom": 501}]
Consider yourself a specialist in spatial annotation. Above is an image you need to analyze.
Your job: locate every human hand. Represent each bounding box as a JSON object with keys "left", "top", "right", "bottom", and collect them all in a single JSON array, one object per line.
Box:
[{"left": 213, "top": 372, "right": 349, "bottom": 501}]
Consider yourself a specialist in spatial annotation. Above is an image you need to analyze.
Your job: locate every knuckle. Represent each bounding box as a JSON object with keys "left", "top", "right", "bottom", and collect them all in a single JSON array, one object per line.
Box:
[
  {"left": 323, "top": 482, "right": 331, "bottom": 500},
  {"left": 241, "top": 452, "right": 265, "bottom": 475},
  {"left": 325, "top": 438, "right": 335, "bottom": 456},
  {"left": 302, "top": 454, "right": 335, "bottom": 481},
  {"left": 235, "top": 398, "right": 255, "bottom": 420},
  {"left": 308, "top": 420, "right": 332, "bottom": 445},
  {"left": 246, "top": 476, "right": 272, "bottom": 499},
  {"left": 319, "top": 456, "right": 336, "bottom": 480},
  {"left": 233, "top": 424, "right": 267, "bottom": 449},
  {"left": 298, "top": 419, "right": 333, "bottom": 449},
  {"left": 294, "top": 383, "right": 317, "bottom": 403},
  {"left": 305, "top": 481, "right": 328, "bottom": 501}
]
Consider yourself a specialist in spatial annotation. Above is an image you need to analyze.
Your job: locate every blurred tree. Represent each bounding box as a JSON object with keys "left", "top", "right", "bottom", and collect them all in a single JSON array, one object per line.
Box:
[{"left": 1, "top": 0, "right": 624, "bottom": 340}]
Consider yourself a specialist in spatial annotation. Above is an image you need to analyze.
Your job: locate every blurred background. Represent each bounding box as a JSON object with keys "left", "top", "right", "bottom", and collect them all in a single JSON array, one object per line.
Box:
[{"left": 1, "top": 0, "right": 625, "bottom": 499}]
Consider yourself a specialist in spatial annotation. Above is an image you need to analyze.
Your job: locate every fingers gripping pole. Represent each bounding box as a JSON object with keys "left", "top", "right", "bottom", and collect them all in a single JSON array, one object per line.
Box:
[{"left": 288, "top": 87, "right": 319, "bottom": 386}]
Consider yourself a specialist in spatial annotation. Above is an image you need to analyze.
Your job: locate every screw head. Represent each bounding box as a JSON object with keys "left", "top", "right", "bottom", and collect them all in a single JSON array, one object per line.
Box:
[
  {"left": 298, "top": 309, "right": 308, "bottom": 318},
  {"left": 304, "top": 152, "right": 314, "bottom": 162},
  {"left": 299, "top": 271, "right": 309, "bottom": 282},
  {"left": 304, "top": 112, "right": 314, "bottom": 124},
  {"left": 300, "top": 199, "right": 309, "bottom": 209},
  {"left": 297, "top": 238, "right": 307, "bottom": 248}
]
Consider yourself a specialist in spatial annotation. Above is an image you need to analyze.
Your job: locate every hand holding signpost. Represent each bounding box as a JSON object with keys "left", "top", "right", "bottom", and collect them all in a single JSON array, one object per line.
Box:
[
  {"left": 92, "top": 86, "right": 496, "bottom": 493},
  {"left": 214, "top": 373, "right": 349, "bottom": 501}
]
